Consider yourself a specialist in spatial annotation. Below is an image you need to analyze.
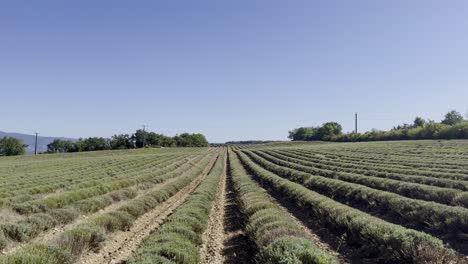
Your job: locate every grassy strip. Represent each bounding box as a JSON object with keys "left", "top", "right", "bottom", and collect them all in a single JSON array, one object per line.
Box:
[
  {"left": 245, "top": 150, "right": 468, "bottom": 240},
  {"left": 127, "top": 150, "right": 226, "bottom": 263},
  {"left": 0, "top": 152, "right": 217, "bottom": 263},
  {"left": 236, "top": 150, "right": 462, "bottom": 263},
  {"left": 229, "top": 150, "right": 338, "bottom": 264},
  {"left": 257, "top": 150, "right": 468, "bottom": 206}
]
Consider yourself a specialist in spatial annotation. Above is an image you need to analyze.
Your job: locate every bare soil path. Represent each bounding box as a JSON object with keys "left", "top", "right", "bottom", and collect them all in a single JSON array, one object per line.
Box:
[
  {"left": 79, "top": 154, "right": 219, "bottom": 264},
  {"left": 200, "top": 152, "right": 227, "bottom": 264}
]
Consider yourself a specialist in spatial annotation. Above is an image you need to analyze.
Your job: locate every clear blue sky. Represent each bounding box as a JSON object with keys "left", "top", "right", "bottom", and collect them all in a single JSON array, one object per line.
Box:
[{"left": 1, "top": 1, "right": 467, "bottom": 142}]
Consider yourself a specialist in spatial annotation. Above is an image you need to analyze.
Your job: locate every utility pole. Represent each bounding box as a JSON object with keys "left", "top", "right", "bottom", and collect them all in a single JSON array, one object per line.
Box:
[
  {"left": 34, "top": 133, "right": 38, "bottom": 155},
  {"left": 355, "top": 113, "right": 358, "bottom": 134}
]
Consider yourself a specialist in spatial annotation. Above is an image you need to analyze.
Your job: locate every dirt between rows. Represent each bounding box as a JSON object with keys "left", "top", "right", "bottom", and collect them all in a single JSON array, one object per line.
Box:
[
  {"left": 251, "top": 175, "right": 356, "bottom": 263},
  {"left": 79, "top": 154, "right": 219, "bottom": 264},
  {"left": 265, "top": 190, "right": 348, "bottom": 263},
  {"left": 199, "top": 152, "right": 227, "bottom": 264},
  {"left": 222, "top": 153, "right": 255, "bottom": 264}
]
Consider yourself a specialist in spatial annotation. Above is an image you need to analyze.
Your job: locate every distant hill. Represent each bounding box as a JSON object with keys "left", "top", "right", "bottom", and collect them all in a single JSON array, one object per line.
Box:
[{"left": 0, "top": 131, "right": 76, "bottom": 154}]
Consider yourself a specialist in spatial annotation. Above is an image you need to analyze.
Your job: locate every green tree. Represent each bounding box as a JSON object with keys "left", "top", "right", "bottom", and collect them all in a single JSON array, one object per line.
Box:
[
  {"left": 317, "top": 122, "right": 343, "bottom": 140},
  {"left": 288, "top": 127, "right": 316, "bottom": 141},
  {"left": 442, "top": 110, "right": 463, "bottom": 125},
  {"left": 132, "top": 129, "right": 149, "bottom": 148},
  {"left": 110, "top": 134, "right": 134, "bottom": 149},
  {"left": 413, "top": 117, "right": 426, "bottom": 127},
  {"left": 159, "top": 135, "right": 176, "bottom": 147},
  {"left": 420, "top": 121, "right": 447, "bottom": 138},
  {"left": 79, "top": 137, "right": 110, "bottom": 151},
  {"left": 47, "top": 139, "right": 61, "bottom": 153},
  {"left": 174, "top": 133, "right": 209, "bottom": 147},
  {"left": 190, "top": 133, "right": 209, "bottom": 147},
  {"left": 47, "top": 139, "right": 75, "bottom": 153},
  {"left": 0, "top": 137, "right": 27, "bottom": 156}
]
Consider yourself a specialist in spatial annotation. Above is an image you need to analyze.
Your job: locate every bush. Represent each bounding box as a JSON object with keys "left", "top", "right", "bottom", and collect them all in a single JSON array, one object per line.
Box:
[
  {"left": 57, "top": 224, "right": 106, "bottom": 255},
  {"left": 0, "top": 244, "right": 73, "bottom": 264},
  {"left": 0, "top": 137, "right": 26, "bottom": 156},
  {"left": 92, "top": 211, "right": 134, "bottom": 232},
  {"left": 49, "top": 208, "right": 79, "bottom": 224},
  {"left": 1, "top": 223, "right": 33, "bottom": 242},
  {"left": 259, "top": 237, "right": 336, "bottom": 264}
]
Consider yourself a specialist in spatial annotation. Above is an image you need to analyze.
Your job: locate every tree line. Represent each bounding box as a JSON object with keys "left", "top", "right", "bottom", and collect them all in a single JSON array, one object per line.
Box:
[
  {"left": 289, "top": 110, "right": 468, "bottom": 142},
  {"left": 47, "top": 130, "right": 209, "bottom": 153},
  {"left": 0, "top": 130, "right": 209, "bottom": 156},
  {"left": 288, "top": 122, "right": 343, "bottom": 141}
]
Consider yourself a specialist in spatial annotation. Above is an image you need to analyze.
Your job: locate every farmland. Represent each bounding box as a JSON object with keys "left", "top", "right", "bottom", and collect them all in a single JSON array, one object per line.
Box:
[{"left": 1, "top": 141, "right": 468, "bottom": 263}]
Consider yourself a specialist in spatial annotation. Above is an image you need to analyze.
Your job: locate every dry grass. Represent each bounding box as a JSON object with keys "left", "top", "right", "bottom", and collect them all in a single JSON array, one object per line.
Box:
[
  {"left": 0, "top": 208, "right": 24, "bottom": 223},
  {"left": 410, "top": 242, "right": 466, "bottom": 264}
]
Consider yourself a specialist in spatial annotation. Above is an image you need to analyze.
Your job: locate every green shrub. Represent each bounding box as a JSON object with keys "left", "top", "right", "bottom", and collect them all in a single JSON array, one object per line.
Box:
[
  {"left": 0, "top": 244, "right": 73, "bottom": 264},
  {"left": 118, "top": 202, "right": 146, "bottom": 218},
  {"left": 159, "top": 224, "right": 201, "bottom": 245},
  {"left": 259, "top": 237, "right": 337, "bottom": 264},
  {"left": 49, "top": 208, "right": 79, "bottom": 224},
  {"left": 126, "top": 254, "right": 175, "bottom": 264},
  {"left": 1, "top": 223, "right": 33, "bottom": 242},
  {"left": 92, "top": 211, "right": 134, "bottom": 232},
  {"left": 136, "top": 240, "right": 198, "bottom": 264},
  {"left": 75, "top": 196, "right": 112, "bottom": 213},
  {"left": 57, "top": 224, "right": 105, "bottom": 255}
]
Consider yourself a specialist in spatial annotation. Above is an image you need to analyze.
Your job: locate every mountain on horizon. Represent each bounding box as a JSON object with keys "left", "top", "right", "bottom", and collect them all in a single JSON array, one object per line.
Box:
[{"left": 0, "top": 131, "right": 76, "bottom": 154}]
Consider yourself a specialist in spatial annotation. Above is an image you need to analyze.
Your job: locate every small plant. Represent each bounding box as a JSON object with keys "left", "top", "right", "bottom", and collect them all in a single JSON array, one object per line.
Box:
[{"left": 57, "top": 224, "right": 106, "bottom": 255}]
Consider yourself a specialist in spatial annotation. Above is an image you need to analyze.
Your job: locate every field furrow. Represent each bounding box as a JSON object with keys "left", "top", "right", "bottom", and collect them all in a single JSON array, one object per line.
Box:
[{"left": 200, "top": 151, "right": 228, "bottom": 264}]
